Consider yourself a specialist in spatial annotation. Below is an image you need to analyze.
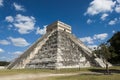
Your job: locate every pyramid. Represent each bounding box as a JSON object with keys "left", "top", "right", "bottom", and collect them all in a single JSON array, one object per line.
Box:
[{"left": 7, "top": 21, "right": 110, "bottom": 69}]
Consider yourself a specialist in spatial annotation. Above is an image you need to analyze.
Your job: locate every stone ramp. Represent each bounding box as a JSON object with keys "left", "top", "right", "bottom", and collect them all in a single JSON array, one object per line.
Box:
[{"left": 95, "top": 58, "right": 112, "bottom": 67}]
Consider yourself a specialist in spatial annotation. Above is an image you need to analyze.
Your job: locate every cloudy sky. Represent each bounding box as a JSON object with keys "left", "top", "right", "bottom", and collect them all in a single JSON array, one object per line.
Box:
[{"left": 0, "top": 0, "right": 120, "bottom": 61}]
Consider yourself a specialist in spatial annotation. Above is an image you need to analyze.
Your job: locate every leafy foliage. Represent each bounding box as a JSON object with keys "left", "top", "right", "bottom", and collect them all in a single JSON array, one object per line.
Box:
[
  {"left": 93, "top": 31, "right": 120, "bottom": 64},
  {"left": 0, "top": 61, "right": 10, "bottom": 66},
  {"left": 108, "top": 31, "right": 120, "bottom": 64}
]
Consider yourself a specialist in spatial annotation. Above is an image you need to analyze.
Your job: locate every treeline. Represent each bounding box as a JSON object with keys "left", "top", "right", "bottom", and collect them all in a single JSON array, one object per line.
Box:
[
  {"left": 93, "top": 31, "right": 120, "bottom": 64},
  {"left": 0, "top": 61, "right": 10, "bottom": 66}
]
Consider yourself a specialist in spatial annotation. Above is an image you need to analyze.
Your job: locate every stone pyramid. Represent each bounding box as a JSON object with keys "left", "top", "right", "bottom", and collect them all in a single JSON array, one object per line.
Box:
[{"left": 7, "top": 21, "right": 109, "bottom": 69}]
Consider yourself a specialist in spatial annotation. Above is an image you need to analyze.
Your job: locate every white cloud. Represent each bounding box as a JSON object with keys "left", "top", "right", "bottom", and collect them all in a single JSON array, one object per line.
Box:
[
  {"left": 80, "top": 33, "right": 108, "bottom": 44},
  {"left": 14, "top": 14, "right": 35, "bottom": 34},
  {"left": 100, "top": 13, "right": 109, "bottom": 20},
  {"left": 85, "top": 0, "right": 116, "bottom": 15},
  {"left": 0, "top": 40, "right": 10, "bottom": 45},
  {"left": 93, "top": 33, "right": 108, "bottom": 40},
  {"left": 5, "top": 16, "right": 14, "bottom": 22},
  {"left": 36, "top": 25, "right": 47, "bottom": 35},
  {"left": 13, "top": 3, "right": 25, "bottom": 11},
  {"left": 80, "top": 33, "right": 108, "bottom": 50},
  {"left": 8, "top": 24, "right": 13, "bottom": 30},
  {"left": 87, "top": 19, "right": 92, "bottom": 24},
  {"left": 117, "top": 0, "right": 120, "bottom": 3},
  {"left": 115, "top": 5, "right": 120, "bottom": 13},
  {"left": 1, "top": 56, "right": 6, "bottom": 59},
  {"left": 13, "top": 51, "right": 22, "bottom": 55},
  {"left": 112, "top": 30, "right": 116, "bottom": 33},
  {"left": 9, "top": 37, "right": 30, "bottom": 47},
  {"left": 0, "top": 0, "right": 3, "bottom": 6},
  {"left": 108, "top": 18, "right": 118, "bottom": 25},
  {"left": 0, "top": 48, "right": 4, "bottom": 53},
  {"left": 5, "top": 14, "right": 36, "bottom": 34},
  {"left": 80, "top": 37, "right": 94, "bottom": 44},
  {"left": 88, "top": 45, "right": 98, "bottom": 50}
]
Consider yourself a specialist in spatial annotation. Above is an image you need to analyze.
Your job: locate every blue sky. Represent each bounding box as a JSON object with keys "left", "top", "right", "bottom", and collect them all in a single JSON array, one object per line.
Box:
[{"left": 0, "top": 0, "right": 120, "bottom": 61}]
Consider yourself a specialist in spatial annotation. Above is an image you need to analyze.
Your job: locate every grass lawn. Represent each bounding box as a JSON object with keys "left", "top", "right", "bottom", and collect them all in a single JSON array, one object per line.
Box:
[
  {"left": 0, "top": 66, "right": 120, "bottom": 80},
  {"left": 0, "top": 67, "right": 92, "bottom": 76},
  {"left": 31, "top": 66, "right": 120, "bottom": 80},
  {"left": 44, "top": 74, "right": 120, "bottom": 80}
]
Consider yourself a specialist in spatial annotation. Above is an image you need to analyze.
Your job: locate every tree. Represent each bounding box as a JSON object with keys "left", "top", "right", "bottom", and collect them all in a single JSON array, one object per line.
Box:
[
  {"left": 94, "top": 43, "right": 111, "bottom": 74},
  {"left": 0, "top": 61, "right": 10, "bottom": 66},
  {"left": 108, "top": 31, "right": 120, "bottom": 64}
]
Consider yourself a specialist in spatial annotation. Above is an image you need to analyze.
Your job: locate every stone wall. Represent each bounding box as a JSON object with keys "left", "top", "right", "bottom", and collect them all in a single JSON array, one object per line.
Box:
[
  {"left": 26, "top": 31, "right": 58, "bottom": 69},
  {"left": 46, "top": 21, "right": 71, "bottom": 33},
  {"left": 25, "top": 30, "right": 93, "bottom": 69},
  {"left": 56, "top": 31, "right": 91, "bottom": 69}
]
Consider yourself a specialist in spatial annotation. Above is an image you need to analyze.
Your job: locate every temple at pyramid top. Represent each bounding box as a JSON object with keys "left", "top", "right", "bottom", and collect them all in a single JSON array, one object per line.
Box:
[{"left": 46, "top": 21, "right": 72, "bottom": 33}]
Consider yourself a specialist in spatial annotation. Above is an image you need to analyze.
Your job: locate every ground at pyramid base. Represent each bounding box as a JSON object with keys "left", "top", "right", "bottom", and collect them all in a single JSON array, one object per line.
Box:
[{"left": 7, "top": 21, "right": 112, "bottom": 69}]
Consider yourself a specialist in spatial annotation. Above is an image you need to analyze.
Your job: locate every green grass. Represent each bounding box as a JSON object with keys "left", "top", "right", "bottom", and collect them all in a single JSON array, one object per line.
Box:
[
  {"left": 31, "top": 66, "right": 120, "bottom": 80},
  {"left": 0, "top": 69, "right": 54, "bottom": 76},
  {"left": 0, "top": 66, "right": 119, "bottom": 75},
  {"left": 0, "top": 67, "right": 96, "bottom": 76},
  {"left": 0, "top": 68, "right": 87, "bottom": 76},
  {"left": 45, "top": 74, "right": 120, "bottom": 80},
  {"left": 0, "top": 66, "right": 120, "bottom": 80}
]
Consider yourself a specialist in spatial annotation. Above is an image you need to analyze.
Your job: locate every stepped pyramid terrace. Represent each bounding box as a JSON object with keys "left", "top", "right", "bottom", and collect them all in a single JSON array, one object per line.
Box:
[{"left": 7, "top": 21, "right": 111, "bottom": 69}]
